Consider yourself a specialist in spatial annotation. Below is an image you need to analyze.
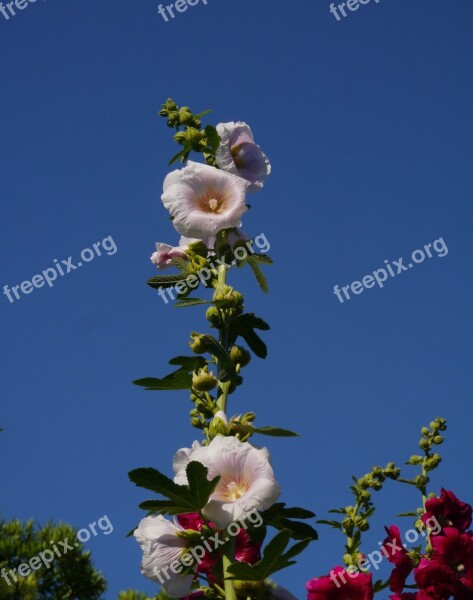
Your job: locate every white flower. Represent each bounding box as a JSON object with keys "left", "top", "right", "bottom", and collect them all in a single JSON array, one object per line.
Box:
[
  {"left": 161, "top": 161, "right": 249, "bottom": 239},
  {"left": 216, "top": 122, "right": 271, "bottom": 192},
  {"left": 173, "top": 435, "right": 280, "bottom": 528},
  {"left": 134, "top": 514, "right": 194, "bottom": 598}
]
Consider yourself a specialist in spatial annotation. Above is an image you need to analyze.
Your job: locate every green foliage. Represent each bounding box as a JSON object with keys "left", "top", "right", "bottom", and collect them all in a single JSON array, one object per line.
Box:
[
  {"left": 261, "top": 504, "right": 318, "bottom": 542},
  {"left": 0, "top": 519, "right": 106, "bottom": 600},
  {"left": 129, "top": 461, "right": 220, "bottom": 516},
  {"left": 226, "top": 531, "right": 311, "bottom": 582}
]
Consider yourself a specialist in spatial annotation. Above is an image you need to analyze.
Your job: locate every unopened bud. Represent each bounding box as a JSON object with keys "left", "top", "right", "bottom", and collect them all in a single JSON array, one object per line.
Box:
[
  {"left": 192, "top": 367, "right": 217, "bottom": 392},
  {"left": 230, "top": 345, "right": 251, "bottom": 367}
]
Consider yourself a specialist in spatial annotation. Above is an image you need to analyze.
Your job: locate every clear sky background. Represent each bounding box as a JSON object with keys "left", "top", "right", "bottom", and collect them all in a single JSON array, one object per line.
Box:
[{"left": 1, "top": 0, "right": 472, "bottom": 597}]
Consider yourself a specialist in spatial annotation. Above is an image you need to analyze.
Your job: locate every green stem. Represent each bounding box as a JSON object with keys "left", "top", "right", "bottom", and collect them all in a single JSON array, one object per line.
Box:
[
  {"left": 216, "top": 265, "right": 230, "bottom": 413},
  {"left": 222, "top": 548, "right": 237, "bottom": 600}
]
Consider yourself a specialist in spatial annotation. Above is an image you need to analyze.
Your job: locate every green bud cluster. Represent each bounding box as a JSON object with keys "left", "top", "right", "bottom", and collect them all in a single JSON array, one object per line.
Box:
[
  {"left": 159, "top": 98, "right": 202, "bottom": 130},
  {"left": 324, "top": 463, "right": 400, "bottom": 566}
]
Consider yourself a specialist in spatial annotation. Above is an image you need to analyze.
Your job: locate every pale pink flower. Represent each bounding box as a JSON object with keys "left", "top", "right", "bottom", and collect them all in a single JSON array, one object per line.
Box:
[
  {"left": 161, "top": 161, "right": 249, "bottom": 239},
  {"left": 216, "top": 122, "right": 271, "bottom": 192},
  {"left": 173, "top": 435, "right": 280, "bottom": 528},
  {"left": 134, "top": 514, "right": 194, "bottom": 598}
]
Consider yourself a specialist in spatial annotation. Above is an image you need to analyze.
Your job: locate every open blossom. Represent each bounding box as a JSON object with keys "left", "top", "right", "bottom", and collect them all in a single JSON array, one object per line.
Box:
[
  {"left": 422, "top": 489, "right": 472, "bottom": 533},
  {"left": 161, "top": 161, "right": 249, "bottom": 239},
  {"left": 134, "top": 514, "right": 194, "bottom": 598},
  {"left": 173, "top": 435, "right": 280, "bottom": 528},
  {"left": 384, "top": 525, "right": 414, "bottom": 593},
  {"left": 216, "top": 121, "right": 271, "bottom": 192},
  {"left": 306, "top": 567, "right": 373, "bottom": 600}
]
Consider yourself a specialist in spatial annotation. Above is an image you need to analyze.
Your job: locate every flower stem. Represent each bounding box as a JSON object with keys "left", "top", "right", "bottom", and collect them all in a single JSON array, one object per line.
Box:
[
  {"left": 222, "top": 543, "right": 237, "bottom": 600},
  {"left": 216, "top": 264, "right": 231, "bottom": 413}
]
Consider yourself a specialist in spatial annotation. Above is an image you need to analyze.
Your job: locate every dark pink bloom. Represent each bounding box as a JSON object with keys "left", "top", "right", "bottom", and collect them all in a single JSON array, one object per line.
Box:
[
  {"left": 430, "top": 527, "right": 473, "bottom": 593},
  {"left": 414, "top": 558, "right": 458, "bottom": 600},
  {"left": 176, "top": 512, "right": 263, "bottom": 578},
  {"left": 306, "top": 566, "right": 373, "bottom": 600},
  {"left": 384, "top": 525, "right": 414, "bottom": 592},
  {"left": 422, "top": 489, "right": 472, "bottom": 534}
]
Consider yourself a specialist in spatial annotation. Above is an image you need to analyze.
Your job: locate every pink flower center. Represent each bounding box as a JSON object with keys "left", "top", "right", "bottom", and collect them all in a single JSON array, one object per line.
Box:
[{"left": 225, "top": 481, "right": 246, "bottom": 500}]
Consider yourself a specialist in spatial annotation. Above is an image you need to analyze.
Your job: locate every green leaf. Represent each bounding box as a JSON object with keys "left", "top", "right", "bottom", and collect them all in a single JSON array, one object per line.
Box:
[
  {"left": 397, "top": 512, "right": 418, "bottom": 517},
  {"left": 231, "top": 422, "right": 299, "bottom": 438},
  {"left": 247, "top": 255, "right": 269, "bottom": 293},
  {"left": 168, "top": 356, "right": 207, "bottom": 370},
  {"left": 186, "top": 461, "right": 220, "bottom": 511},
  {"left": 317, "top": 519, "right": 342, "bottom": 529},
  {"left": 262, "top": 503, "right": 316, "bottom": 520},
  {"left": 200, "top": 335, "right": 235, "bottom": 379},
  {"left": 133, "top": 370, "right": 192, "bottom": 390},
  {"left": 129, "top": 462, "right": 220, "bottom": 515},
  {"left": 194, "top": 109, "right": 213, "bottom": 119},
  {"left": 268, "top": 519, "right": 317, "bottom": 541},
  {"left": 233, "top": 314, "right": 269, "bottom": 359},
  {"left": 204, "top": 125, "right": 220, "bottom": 153},
  {"left": 175, "top": 298, "right": 212, "bottom": 308},
  {"left": 252, "top": 253, "right": 273, "bottom": 265},
  {"left": 254, "top": 426, "right": 299, "bottom": 437},
  {"left": 147, "top": 273, "right": 189, "bottom": 290},
  {"left": 261, "top": 503, "right": 317, "bottom": 541},
  {"left": 169, "top": 148, "right": 187, "bottom": 166},
  {"left": 227, "top": 530, "right": 292, "bottom": 581}
]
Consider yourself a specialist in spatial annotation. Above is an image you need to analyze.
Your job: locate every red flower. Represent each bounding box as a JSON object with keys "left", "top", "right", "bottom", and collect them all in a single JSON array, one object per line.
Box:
[
  {"left": 384, "top": 525, "right": 414, "bottom": 592},
  {"left": 389, "top": 595, "right": 418, "bottom": 600},
  {"left": 422, "top": 489, "right": 472, "bottom": 534},
  {"left": 176, "top": 512, "right": 262, "bottom": 576},
  {"left": 306, "top": 566, "right": 373, "bottom": 600},
  {"left": 414, "top": 558, "right": 458, "bottom": 600},
  {"left": 430, "top": 527, "right": 473, "bottom": 594}
]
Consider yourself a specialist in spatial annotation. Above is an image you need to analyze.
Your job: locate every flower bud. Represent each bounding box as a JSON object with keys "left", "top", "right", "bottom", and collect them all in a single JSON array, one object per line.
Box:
[
  {"left": 208, "top": 414, "right": 230, "bottom": 438},
  {"left": 185, "top": 127, "right": 204, "bottom": 150},
  {"left": 206, "top": 306, "right": 221, "bottom": 327},
  {"left": 189, "top": 332, "right": 211, "bottom": 354},
  {"left": 230, "top": 345, "right": 251, "bottom": 367},
  {"left": 433, "top": 436, "right": 444, "bottom": 445},
  {"left": 232, "top": 580, "right": 263, "bottom": 596},
  {"left": 421, "top": 427, "right": 430, "bottom": 436},
  {"left": 178, "top": 107, "right": 194, "bottom": 126},
  {"left": 167, "top": 111, "right": 180, "bottom": 127},
  {"left": 192, "top": 367, "right": 217, "bottom": 392},
  {"left": 173, "top": 131, "right": 187, "bottom": 145},
  {"left": 419, "top": 439, "right": 430, "bottom": 451},
  {"left": 213, "top": 285, "right": 244, "bottom": 309}
]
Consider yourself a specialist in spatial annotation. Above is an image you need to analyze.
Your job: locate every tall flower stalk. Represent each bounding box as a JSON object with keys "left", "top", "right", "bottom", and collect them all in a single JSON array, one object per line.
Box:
[{"left": 129, "top": 99, "right": 317, "bottom": 600}]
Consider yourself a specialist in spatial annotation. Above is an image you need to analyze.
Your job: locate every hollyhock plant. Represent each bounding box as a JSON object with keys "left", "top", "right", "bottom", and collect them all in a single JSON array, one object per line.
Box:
[
  {"left": 173, "top": 434, "right": 280, "bottom": 529},
  {"left": 129, "top": 99, "right": 473, "bottom": 600},
  {"left": 161, "top": 161, "right": 249, "bottom": 239},
  {"left": 215, "top": 121, "right": 271, "bottom": 192},
  {"left": 384, "top": 525, "right": 414, "bottom": 592},
  {"left": 422, "top": 489, "right": 473, "bottom": 534}
]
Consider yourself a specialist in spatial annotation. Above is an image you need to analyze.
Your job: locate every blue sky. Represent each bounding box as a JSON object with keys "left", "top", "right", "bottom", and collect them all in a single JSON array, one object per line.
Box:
[{"left": 1, "top": 0, "right": 472, "bottom": 597}]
